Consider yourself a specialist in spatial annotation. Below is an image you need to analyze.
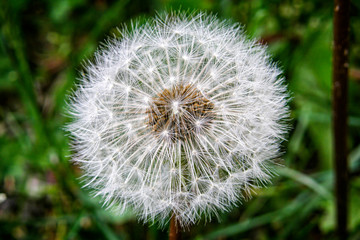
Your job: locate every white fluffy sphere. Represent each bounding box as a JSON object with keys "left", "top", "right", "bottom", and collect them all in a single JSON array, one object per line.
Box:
[{"left": 67, "top": 12, "right": 289, "bottom": 227}]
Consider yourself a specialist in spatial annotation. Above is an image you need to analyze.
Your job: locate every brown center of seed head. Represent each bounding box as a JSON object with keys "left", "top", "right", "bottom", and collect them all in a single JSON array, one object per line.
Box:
[{"left": 146, "top": 84, "right": 215, "bottom": 141}]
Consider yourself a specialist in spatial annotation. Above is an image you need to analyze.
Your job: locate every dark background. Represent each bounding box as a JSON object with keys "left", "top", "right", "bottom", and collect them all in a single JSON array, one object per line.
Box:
[{"left": 1, "top": 0, "right": 360, "bottom": 239}]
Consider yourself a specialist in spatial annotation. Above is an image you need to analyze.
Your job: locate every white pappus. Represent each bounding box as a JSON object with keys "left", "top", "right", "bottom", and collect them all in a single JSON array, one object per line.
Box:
[{"left": 67, "top": 12, "right": 289, "bottom": 228}]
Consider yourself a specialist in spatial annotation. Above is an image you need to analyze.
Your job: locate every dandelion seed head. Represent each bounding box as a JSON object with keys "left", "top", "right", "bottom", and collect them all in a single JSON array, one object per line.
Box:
[{"left": 67, "top": 12, "right": 289, "bottom": 227}]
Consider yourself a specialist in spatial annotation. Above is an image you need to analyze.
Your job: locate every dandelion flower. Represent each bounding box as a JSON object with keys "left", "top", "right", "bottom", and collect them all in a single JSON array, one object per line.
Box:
[{"left": 67, "top": 12, "right": 289, "bottom": 227}]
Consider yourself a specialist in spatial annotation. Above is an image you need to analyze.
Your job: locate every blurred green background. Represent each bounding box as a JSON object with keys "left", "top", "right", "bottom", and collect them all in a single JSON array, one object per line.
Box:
[{"left": 1, "top": 0, "right": 360, "bottom": 239}]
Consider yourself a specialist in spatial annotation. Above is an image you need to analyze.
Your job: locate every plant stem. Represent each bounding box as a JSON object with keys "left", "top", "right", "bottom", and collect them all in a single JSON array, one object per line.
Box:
[
  {"left": 169, "top": 215, "right": 181, "bottom": 240},
  {"left": 332, "top": 0, "right": 350, "bottom": 239}
]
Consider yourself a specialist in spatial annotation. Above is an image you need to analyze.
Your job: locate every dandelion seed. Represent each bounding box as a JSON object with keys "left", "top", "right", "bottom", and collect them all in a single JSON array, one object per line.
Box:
[{"left": 67, "top": 12, "right": 289, "bottom": 228}]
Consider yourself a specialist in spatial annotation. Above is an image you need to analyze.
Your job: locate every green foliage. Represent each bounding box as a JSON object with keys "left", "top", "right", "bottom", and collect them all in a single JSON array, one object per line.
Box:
[{"left": 1, "top": 0, "right": 360, "bottom": 239}]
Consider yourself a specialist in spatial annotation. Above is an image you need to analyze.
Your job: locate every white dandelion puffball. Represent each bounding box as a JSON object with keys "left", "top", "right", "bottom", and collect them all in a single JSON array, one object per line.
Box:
[{"left": 67, "top": 13, "right": 289, "bottom": 227}]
